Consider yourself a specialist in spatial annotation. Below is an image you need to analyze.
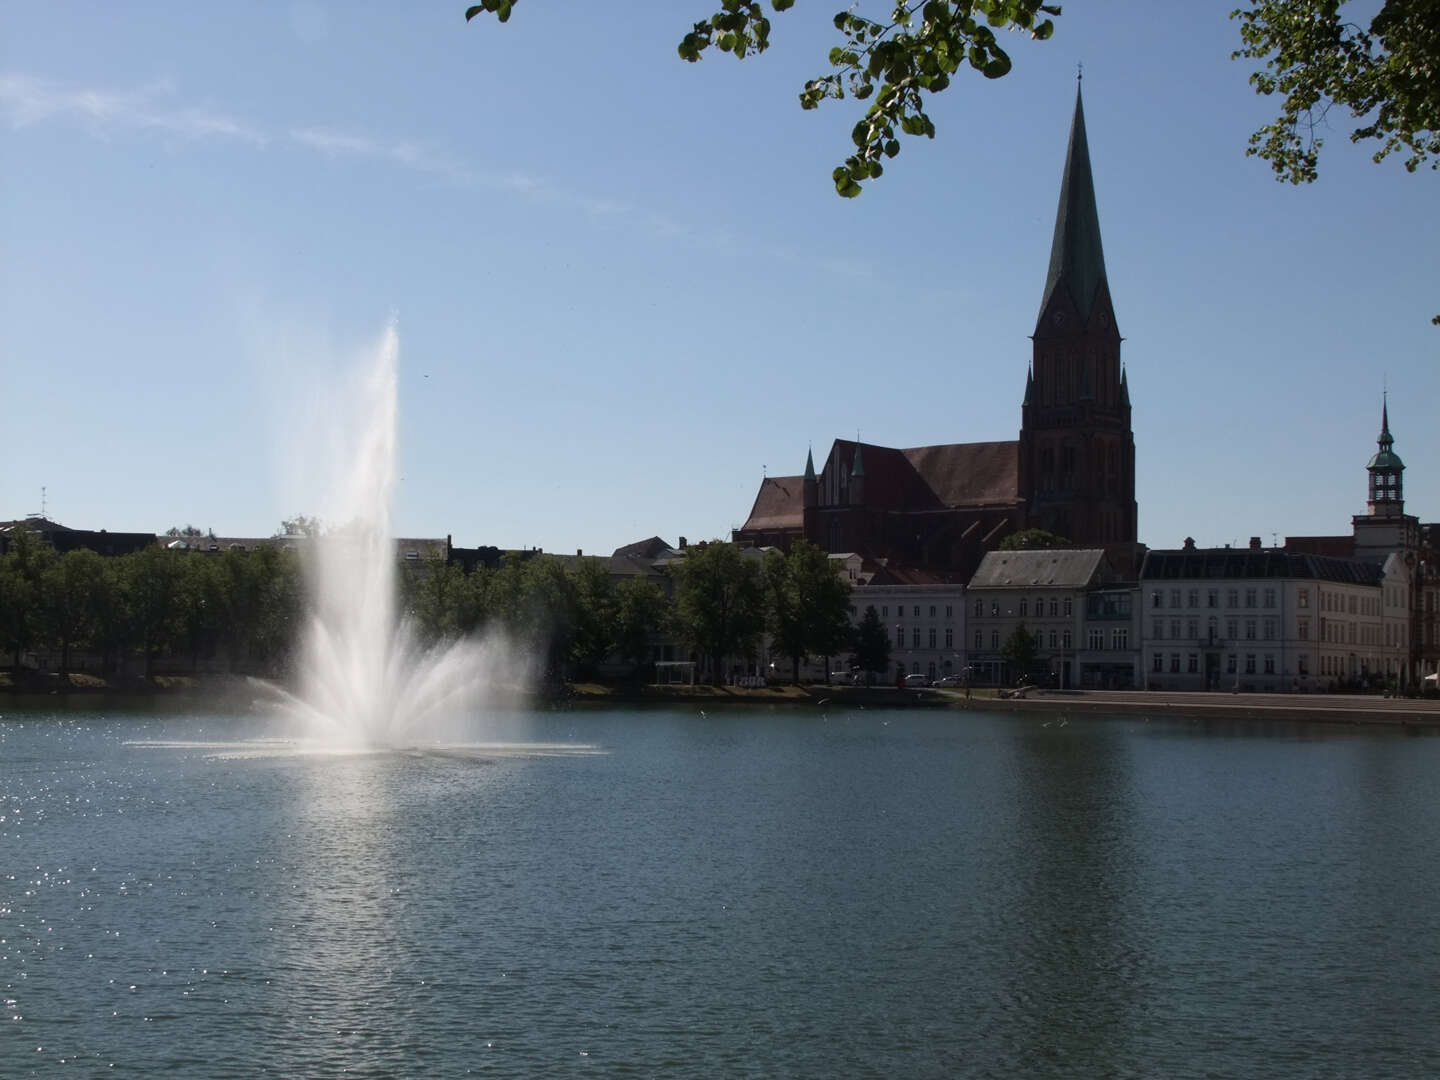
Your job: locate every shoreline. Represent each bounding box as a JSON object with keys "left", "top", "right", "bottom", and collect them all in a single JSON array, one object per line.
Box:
[{"left": 5, "top": 673, "right": 1439, "bottom": 729}]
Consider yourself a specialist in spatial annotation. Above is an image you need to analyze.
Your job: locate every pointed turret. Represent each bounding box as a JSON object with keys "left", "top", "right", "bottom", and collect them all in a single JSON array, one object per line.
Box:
[
  {"left": 803, "top": 447, "right": 818, "bottom": 509},
  {"left": 850, "top": 442, "right": 865, "bottom": 479},
  {"left": 1366, "top": 394, "right": 1404, "bottom": 516},
  {"left": 1036, "top": 84, "right": 1109, "bottom": 330},
  {"left": 848, "top": 441, "right": 866, "bottom": 506},
  {"left": 1119, "top": 365, "right": 1130, "bottom": 407},
  {"left": 1023, "top": 367, "right": 1035, "bottom": 405}
]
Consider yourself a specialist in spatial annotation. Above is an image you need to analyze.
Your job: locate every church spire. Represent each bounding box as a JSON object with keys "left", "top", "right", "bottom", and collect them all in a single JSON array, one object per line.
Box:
[
  {"left": 1037, "top": 83, "right": 1109, "bottom": 330},
  {"left": 804, "top": 446, "right": 816, "bottom": 483},
  {"left": 1378, "top": 394, "right": 1393, "bottom": 451}
]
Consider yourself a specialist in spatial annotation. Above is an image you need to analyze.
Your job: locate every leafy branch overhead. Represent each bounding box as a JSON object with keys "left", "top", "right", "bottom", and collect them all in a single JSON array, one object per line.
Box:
[
  {"left": 467, "top": 1, "right": 1060, "bottom": 197},
  {"left": 1231, "top": 0, "right": 1439, "bottom": 185}
]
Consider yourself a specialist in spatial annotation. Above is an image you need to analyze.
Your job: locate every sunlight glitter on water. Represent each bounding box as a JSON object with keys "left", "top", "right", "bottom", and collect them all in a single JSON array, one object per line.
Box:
[{"left": 122, "top": 739, "right": 607, "bottom": 760}]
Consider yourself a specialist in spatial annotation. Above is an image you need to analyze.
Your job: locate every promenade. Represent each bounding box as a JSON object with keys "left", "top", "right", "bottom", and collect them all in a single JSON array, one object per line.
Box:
[{"left": 959, "top": 686, "right": 1440, "bottom": 727}]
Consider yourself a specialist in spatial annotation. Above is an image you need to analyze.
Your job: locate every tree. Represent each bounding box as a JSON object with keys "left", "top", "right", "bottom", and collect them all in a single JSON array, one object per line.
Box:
[
  {"left": 121, "top": 545, "right": 182, "bottom": 679},
  {"left": 765, "top": 541, "right": 853, "bottom": 682},
  {"left": 853, "top": 604, "right": 892, "bottom": 683},
  {"left": 569, "top": 557, "right": 618, "bottom": 678},
  {"left": 43, "top": 548, "right": 109, "bottom": 676},
  {"left": 274, "top": 515, "right": 324, "bottom": 538},
  {"left": 614, "top": 576, "right": 668, "bottom": 676},
  {"left": 1232, "top": 1, "right": 1440, "bottom": 185},
  {"left": 466, "top": 1, "right": 1060, "bottom": 196},
  {"left": 669, "top": 541, "right": 766, "bottom": 684},
  {"left": 165, "top": 524, "right": 206, "bottom": 538},
  {"left": 1000, "top": 620, "right": 1038, "bottom": 681},
  {"left": 998, "top": 528, "right": 1071, "bottom": 550},
  {"left": 0, "top": 524, "right": 55, "bottom": 670}
]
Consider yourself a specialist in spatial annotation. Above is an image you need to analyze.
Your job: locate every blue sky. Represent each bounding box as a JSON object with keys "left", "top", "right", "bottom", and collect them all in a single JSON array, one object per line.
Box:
[{"left": 3, "top": 2, "right": 1437, "bottom": 554}]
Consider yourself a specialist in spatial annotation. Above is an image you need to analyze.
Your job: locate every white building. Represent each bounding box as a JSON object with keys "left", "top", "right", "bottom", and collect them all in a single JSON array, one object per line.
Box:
[{"left": 1140, "top": 540, "right": 1393, "bottom": 692}]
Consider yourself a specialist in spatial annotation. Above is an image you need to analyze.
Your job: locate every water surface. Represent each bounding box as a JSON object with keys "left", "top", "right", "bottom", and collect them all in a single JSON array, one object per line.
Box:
[{"left": 4, "top": 705, "right": 1438, "bottom": 1077}]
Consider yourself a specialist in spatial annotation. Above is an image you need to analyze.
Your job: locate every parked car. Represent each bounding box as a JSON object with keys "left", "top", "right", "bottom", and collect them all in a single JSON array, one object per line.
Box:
[
  {"left": 934, "top": 673, "right": 966, "bottom": 687},
  {"left": 904, "top": 673, "right": 931, "bottom": 688}
]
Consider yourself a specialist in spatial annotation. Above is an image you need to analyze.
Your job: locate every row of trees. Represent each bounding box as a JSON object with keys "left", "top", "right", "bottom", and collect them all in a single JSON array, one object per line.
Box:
[
  {"left": 0, "top": 527, "right": 302, "bottom": 679},
  {"left": 404, "top": 539, "right": 861, "bottom": 684},
  {"left": 2, "top": 524, "right": 867, "bottom": 685}
]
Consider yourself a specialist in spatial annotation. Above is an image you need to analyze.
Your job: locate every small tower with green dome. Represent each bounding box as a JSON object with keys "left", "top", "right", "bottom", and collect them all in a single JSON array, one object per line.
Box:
[{"left": 1367, "top": 396, "right": 1404, "bottom": 518}]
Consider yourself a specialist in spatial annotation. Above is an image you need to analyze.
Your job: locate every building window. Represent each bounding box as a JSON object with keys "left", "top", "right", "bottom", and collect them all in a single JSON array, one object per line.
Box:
[
  {"left": 1207, "top": 590, "right": 1218, "bottom": 608},
  {"left": 1152, "top": 653, "right": 1164, "bottom": 672},
  {"left": 1263, "top": 619, "right": 1276, "bottom": 641},
  {"left": 928, "top": 628, "right": 936, "bottom": 648},
  {"left": 975, "top": 630, "right": 983, "bottom": 650},
  {"left": 1153, "top": 618, "right": 1164, "bottom": 640},
  {"left": 896, "top": 628, "right": 904, "bottom": 646},
  {"left": 1019, "top": 599, "right": 1028, "bottom": 617},
  {"left": 1226, "top": 619, "right": 1238, "bottom": 640},
  {"left": 1227, "top": 589, "right": 1239, "bottom": 608},
  {"left": 1152, "top": 591, "right": 1163, "bottom": 609},
  {"left": 912, "top": 628, "right": 921, "bottom": 648},
  {"left": 944, "top": 628, "right": 953, "bottom": 648},
  {"left": 1112, "top": 628, "right": 1128, "bottom": 650},
  {"left": 1227, "top": 654, "right": 1237, "bottom": 674},
  {"left": 1187, "top": 619, "right": 1198, "bottom": 639},
  {"left": 1298, "top": 617, "right": 1309, "bottom": 641},
  {"left": 1050, "top": 599, "right": 1059, "bottom": 617},
  {"left": 974, "top": 599, "right": 983, "bottom": 617},
  {"left": 945, "top": 605, "right": 952, "bottom": 618},
  {"left": 1263, "top": 588, "right": 1276, "bottom": 609},
  {"left": 1170, "top": 619, "right": 1181, "bottom": 640},
  {"left": 1063, "top": 597, "right": 1073, "bottom": 617},
  {"left": 1298, "top": 589, "right": 1309, "bottom": 609},
  {"left": 929, "top": 605, "right": 936, "bottom": 617},
  {"left": 1170, "top": 653, "right": 1180, "bottom": 672},
  {"left": 1188, "top": 589, "right": 1199, "bottom": 608},
  {"left": 1245, "top": 654, "right": 1256, "bottom": 674},
  {"left": 1245, "top": 588, "right": 1257, "bottom": 608},
  {"left": 881, "top": 606, "right": 888, "bottom": 617},
  {"left": 1299, "top": 655, "right": 1309, "bottom": 675},
  {"left": 913, "top": 605, "right": 921, "bottom": 618},
  {"left": 1170, "top": 589, "right": 1181, "bottom": 608},
  {"left": 991, "top": 630, "right": 999, "bottom": 649},
  {"left": 1049, "top": 630, "right": 1058, "bottom": 648},
  {"left": 1089, "top": 629, "right": 1104, "bottom": 649},
  {"left": 1264, "top": 654, "right": 1275, "bottom": 674},
  {"left": 991, "top": 602, "right": 999, "bottom": 617},
  {"left": 1245, "top": 620, "right": 1256, "bottom": 640},
  {"left": 1187, "top": 654, "right": 1198, "bottom": 673}
]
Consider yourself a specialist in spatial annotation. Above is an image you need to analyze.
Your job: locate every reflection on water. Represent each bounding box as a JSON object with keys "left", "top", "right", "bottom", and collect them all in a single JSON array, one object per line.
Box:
[{"left": 4, "top": 707, "right": 1440, "bottom": 1077}]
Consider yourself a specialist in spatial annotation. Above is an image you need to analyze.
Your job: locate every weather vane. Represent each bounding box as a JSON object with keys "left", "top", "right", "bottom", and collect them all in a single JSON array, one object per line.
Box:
[{"left": 1077, "top": 61, "right": 1083, "bottom": 83}]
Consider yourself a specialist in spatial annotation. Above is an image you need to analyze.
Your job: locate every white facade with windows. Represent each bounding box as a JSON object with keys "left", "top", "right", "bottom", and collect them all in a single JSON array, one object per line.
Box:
[
  {"left": 1141, "top": 543, "right": 1392, "bottom": 692},
  {"left": 849, "top": 583, "right": 967, "bottom": 682}
]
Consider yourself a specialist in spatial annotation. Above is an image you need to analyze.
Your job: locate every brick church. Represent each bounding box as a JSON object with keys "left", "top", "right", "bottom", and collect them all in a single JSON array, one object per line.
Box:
[{"left": 734, "top": 86, "right": 1139, "bottom": 578}]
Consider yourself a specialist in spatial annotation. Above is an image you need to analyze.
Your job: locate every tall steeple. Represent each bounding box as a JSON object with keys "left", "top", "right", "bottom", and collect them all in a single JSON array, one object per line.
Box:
[
  {"left": 1019, "top": 81, "right": 1135, "bottom": 553},
  {"left": 1036, "top": 83, "right": 1109, "bottom": 330}
]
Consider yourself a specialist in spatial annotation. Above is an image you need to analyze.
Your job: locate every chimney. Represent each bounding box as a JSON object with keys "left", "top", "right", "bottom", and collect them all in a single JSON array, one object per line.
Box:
[
  {"left": 1249, "top": 536, "right": 1262, "bottom": 551},
  {"left": 577, "top": 548, "right": 583, "bottom": 557},
  {"left": 1183, "top": 537, "right": 1196, "bottom": 551},
  {"left": 679, "top": 536, "right": 687, "bottom": 550}
]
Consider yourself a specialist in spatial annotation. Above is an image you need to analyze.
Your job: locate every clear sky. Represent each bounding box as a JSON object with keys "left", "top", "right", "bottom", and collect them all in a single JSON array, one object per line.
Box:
[{"left": 3, "top": 2, "right": 1437, "bottom": 554}]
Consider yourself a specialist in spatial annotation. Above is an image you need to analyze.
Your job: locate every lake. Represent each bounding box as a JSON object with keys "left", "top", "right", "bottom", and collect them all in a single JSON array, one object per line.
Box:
[{"left": 4, "top": 703, "right": 1439, "bottom": 1077}]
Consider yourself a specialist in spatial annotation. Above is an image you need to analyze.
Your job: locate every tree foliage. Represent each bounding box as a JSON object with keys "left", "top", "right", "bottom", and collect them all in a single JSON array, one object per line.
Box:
[
  {"left": 1232, "top": 0, "right": 1440, "bottom": 184},
  {"left": 998, "top": 528, "right": 1071, "bottom": 550},
  {"left": 1000, "top": 619, "right": 1038, "bottom": 676},
  {"left": 764, "top": 540, "right": 853, "bottom": 682},
  {"left": 853, "top": 603, "right": 892, "bottom": 681},
  {"left": 467, "top": 1, "right": 1060, "bottom": 197},
  {"left": 669, "top": 541, "right": 766, "bottom": 683}
]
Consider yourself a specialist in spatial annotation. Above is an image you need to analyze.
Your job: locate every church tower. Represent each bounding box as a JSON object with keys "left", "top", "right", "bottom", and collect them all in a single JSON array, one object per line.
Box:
[{"left": 1019, "top": 83, "right": 1137, "bottom": 549}]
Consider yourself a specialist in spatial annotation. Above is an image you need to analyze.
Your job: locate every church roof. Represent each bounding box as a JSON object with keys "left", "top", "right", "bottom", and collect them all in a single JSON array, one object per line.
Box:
[
  {"left": 1037, "top": 84, "right": 1109, "bottom": 329},
  {"left": 741, "top": 475, "right": 804, "bottom": 532},
  {"left": 903, "top": 440, "right": 1019, "bottom": 507}
]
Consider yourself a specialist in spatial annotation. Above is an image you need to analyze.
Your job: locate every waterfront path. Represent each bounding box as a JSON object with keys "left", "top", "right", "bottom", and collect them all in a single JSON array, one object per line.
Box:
[{"left": 948, "top": 686, "right": 1440, "bottom": 727}]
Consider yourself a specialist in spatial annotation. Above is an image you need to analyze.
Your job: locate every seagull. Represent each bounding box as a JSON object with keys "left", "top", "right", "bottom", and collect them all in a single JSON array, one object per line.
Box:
[{"left": 699, "top": 709, "right": 707, "bottom": 720}]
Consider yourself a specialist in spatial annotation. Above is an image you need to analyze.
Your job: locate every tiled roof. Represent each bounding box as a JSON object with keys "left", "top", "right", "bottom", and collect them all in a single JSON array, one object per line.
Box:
[
  {"left": 1141, "top": 548, "right": 1385, "bottom": 585},
  {"left": 612, "top": 536, "right": 674, "bottom": 559},
  {"left": 903, "top": 440, "right": 1019, "bottom": 506},
  {"left": 970, "top": 548, "right": 1107, "bottom": 589},
  {"left": 741, "top": 475, "right": 804, "bottom": 532}
]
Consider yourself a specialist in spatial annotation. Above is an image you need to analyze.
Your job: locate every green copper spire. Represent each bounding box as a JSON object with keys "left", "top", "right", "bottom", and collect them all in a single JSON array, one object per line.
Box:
[
  {"left": 850, "top": 441, "right": 865, "bottom": 479},
  {"left": 804, "top": 447, "right": 816, "bottom": 482},
  {"left": 1368, "top": 394, "right": 1404, "bottom": 470},
  {"left": 1038, "top": 84, "right": 1109, "bottom": 328}
]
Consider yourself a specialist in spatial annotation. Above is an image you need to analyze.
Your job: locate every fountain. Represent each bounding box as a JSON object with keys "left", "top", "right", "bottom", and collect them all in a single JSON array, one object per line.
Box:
[{"left": 268, "top": 322, "right": 529, "bottom": 747}]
